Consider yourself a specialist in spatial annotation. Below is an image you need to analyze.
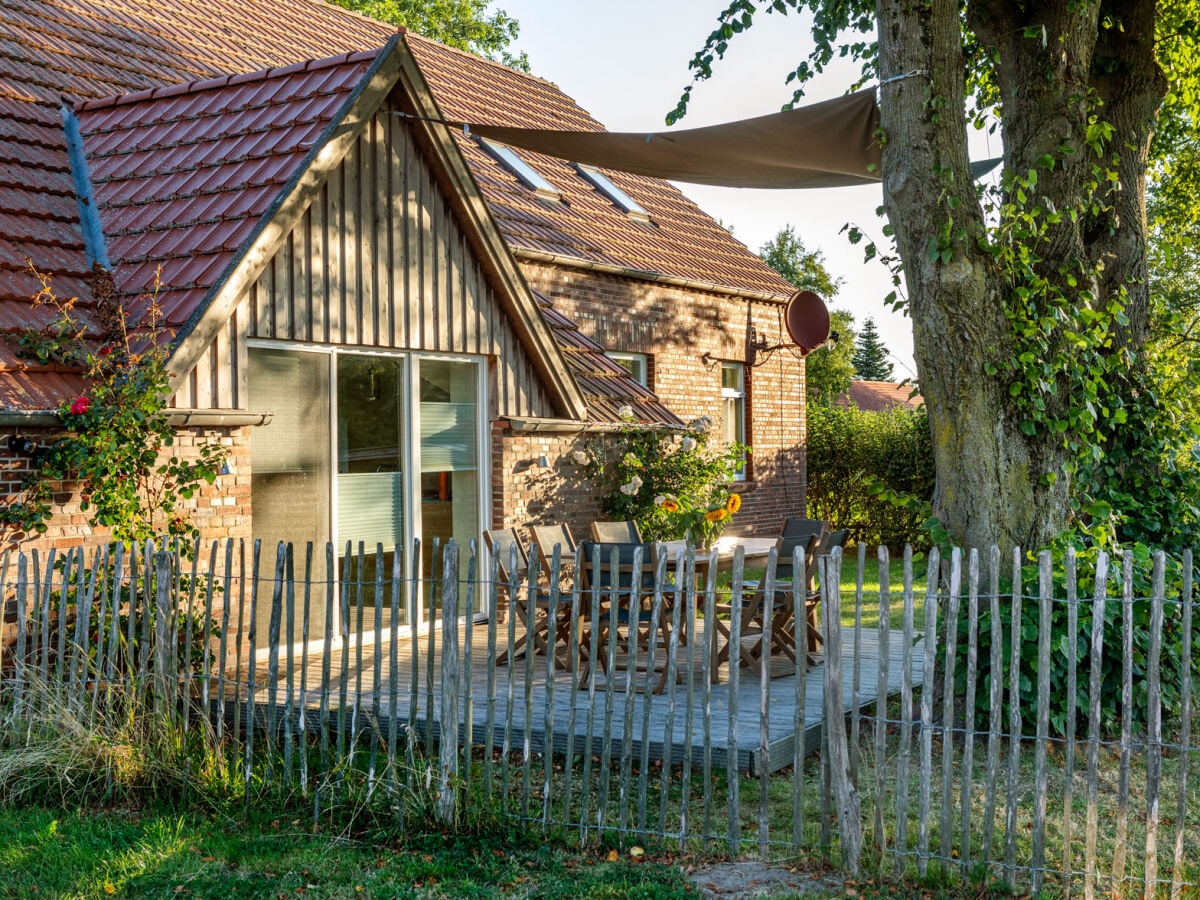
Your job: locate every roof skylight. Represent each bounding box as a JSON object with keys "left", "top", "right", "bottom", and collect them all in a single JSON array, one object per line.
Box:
[
  {"left": 574, "top": 163, "right": 651, "bottom": 222},
  {"left": 478, "top": 137, "right": 561, "bottom": 201}
]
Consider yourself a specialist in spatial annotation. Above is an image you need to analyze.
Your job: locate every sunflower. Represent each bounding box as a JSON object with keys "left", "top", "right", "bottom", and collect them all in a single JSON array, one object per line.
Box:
[
  {"left": 705, "top": 508, "right": 728, "bottom": 523},
  {"left": 725, "top": 493, "right": 742, "bottom": 514},
  {"left": 662, "top": 498, "right": 681, "bottom": 513}
]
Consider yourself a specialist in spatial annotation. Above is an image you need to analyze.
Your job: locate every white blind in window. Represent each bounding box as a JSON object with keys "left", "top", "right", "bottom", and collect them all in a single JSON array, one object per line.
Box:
[
  {"left": 336, "top": 472, "right": 404, "bottom": 548},
  {"left": 420, "top": 402, "right": 477, "bottom": 472}
]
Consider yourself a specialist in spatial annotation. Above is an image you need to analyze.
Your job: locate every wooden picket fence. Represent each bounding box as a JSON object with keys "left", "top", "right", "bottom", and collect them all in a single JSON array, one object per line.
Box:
[{"left": 0, "top": 538, "right": 1197, "bottom": 896}]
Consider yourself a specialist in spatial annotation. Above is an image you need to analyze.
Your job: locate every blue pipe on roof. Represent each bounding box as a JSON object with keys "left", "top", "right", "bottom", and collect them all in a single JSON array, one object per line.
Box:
[{"left": 60, "top": 100, "right": 110, "bottom": 270}]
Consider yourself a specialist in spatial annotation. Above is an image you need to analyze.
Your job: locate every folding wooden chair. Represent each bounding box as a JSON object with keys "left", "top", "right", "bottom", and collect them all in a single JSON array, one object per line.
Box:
[
  {"left": 714, "top": 534, "right": 817, "bottom": 672},
  {"left": 576, "top": 540, "right": 671, "bottom": 692},
  {"left": 803, "top": 527, "right": 850, "bottom": 659},
  {"left": 781, "top": 516, "right": 827, "bottom": 543},
  {"left": 590, "top": 520, "right": 643, "bottom": 543},
  {"left": 484, "top": 527, "right": 572, "bottom": 669}
]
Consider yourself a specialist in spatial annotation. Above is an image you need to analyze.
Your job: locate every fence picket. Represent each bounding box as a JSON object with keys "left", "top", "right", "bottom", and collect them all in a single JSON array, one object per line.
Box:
[
  {"left": 369, "top": 544, "right": 385, "bottom": 786},
  {"left": 1004, "top": 548, "right": 1023, "bottom": 879},
  {"left": 386, "top": 545, "right": 401, "bottom": 815},
  {"left": 462, "top": 543, "right": 476, "bottom": 812},
  {"left": 437, "top": 542, "right": 460, "bottom": 825},
  {"left": 726, "top": 547, "right": 743, "bottom": 854},
  {"left": 521, "top": 546, "right": 539, "bottom": 819},
  {"left": 281, "top": 545, "right": 296, "bottom": 787},
  {"left": 822, "top": 548, "right": 861, "bottom": 876},
  {"left": 265, "top": 543, "right": 285, "bottom": 782},
  {"left": 960, "top": 549, "right": 979, "bottom": 872},
  {"left": 543, "top": 545, "right": 562, "bottom": 832},
  {"left": 299, "top": 544, "right": 313, "bottom": 797},
  {"left": 873, "top": 546, "right": 891, "bottom": 859},
  {"left": 851, "top": 542, "right": 866, "bottom": 783},
  {"left": 562, "top": 544, "right": 584, "bottom": 830},
  {"left": 244, "top": 540, "right": 261, "bottom": 803},
  {"left": 1171, "top": 550, "right": 1192, "bottom": 899},
  {"left": 793, "top": 543, "right": 809, "bottom": 853},
  {"left": 759, "top": 544, "right": 776, "bottom": 860},
  {"left": 917, "top": 546, "right": 941, "bottom": 877},
  {"left": 1113, "top": 552, "right": 1134, "bottom": 891},
  {"left": 1083, "top": 552, "right": 1109, "bottom": 900},
  {"left": 700, "top": 547, "right": 716, "bottom": 848},
  {"left": 983, "top": 545, "right": 1002, "bottom": 866},
  {"left": 1063, "top": 547, "right": 1078, "bottom": 890},
  {"left": 894, "top": 545, "right": 914, "bottom": 873},
  {"left": 1031, "top": 551, "right": 1053, "bottom": 894},
  {"left": 618, "top": 544, "right": 644, "bottom": 842},
  {"left": 483, "top": 549, "right": 501, "bottom": 800},
  {"left": 939, "top": 548, "right": 962, "bottom": 864},
  {"left": 1143, "top": 551, "right": 1165, "bottom": 899}
]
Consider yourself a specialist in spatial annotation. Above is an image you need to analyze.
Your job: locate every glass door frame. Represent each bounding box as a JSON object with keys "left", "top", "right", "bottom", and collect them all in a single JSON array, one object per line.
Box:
[{"left": 246, "top": 339, "right": 491, "bottom": 627}]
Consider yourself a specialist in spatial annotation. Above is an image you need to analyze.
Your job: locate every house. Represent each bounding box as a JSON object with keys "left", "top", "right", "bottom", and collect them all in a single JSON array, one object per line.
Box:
[
  {"left": 837, "top": 380, "right": 923, "bottom": 413},
  {"left": 0, "top": 0, "right": 803, "bottom": 563}
]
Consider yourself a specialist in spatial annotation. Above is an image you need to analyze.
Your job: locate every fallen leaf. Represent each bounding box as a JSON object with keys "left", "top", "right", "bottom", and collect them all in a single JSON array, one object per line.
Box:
[{"left": 607, "top": 849, "right": 619, "bottom": 862}]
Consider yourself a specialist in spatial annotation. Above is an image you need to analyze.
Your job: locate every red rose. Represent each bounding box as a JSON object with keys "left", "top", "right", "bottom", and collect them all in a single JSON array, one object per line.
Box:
[
  {"left": 69, "top": 395, "right": 90, "bottom": 415},
  {"left": 98, "top": 346, "right": 112, "bottom": 357}
]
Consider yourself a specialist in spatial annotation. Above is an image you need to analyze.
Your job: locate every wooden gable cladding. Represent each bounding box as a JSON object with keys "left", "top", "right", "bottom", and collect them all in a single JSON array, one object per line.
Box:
[{"left": 227, "top": 109, "right": 555, "bottom": 419}]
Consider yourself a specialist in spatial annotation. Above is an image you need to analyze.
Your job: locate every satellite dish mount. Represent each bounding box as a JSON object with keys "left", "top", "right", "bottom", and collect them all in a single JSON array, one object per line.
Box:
[{"left": 747, "top": 290, "right": 833, "bottom": 367}]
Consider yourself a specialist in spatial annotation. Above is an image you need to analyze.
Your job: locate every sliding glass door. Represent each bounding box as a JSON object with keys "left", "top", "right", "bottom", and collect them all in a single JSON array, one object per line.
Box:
[{"left": 249, "top": 346, "right": 486, "bottom": 629}]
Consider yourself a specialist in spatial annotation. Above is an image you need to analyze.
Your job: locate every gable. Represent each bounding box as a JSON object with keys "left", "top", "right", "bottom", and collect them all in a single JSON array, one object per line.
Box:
[{"left": 242, "top": 106, "right": 558, "bottom": 419}]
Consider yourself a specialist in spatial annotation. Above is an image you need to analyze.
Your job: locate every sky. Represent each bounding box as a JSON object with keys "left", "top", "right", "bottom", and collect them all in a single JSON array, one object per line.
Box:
[{"left": 494, "top": 0, "right": 925, "bottom": 376}]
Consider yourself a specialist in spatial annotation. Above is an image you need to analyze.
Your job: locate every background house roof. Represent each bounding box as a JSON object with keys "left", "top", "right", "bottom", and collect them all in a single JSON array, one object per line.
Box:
[{"left": 837, "top": 380, "right": 923, "bottom": 412}]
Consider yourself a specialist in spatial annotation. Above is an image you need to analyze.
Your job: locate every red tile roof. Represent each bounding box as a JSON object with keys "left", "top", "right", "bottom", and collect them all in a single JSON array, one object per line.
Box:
[
  {"left": 837, "top": 380, "right": 923, "bottom": 412},
  {"left": 74, "top": 50, "right": 376, "bottom": 329},
  {"left": 405, "top": 35, "right": 794, "bottom": 298},
  {"left": 0, "top": 0, "right": 790, "bottom": 417},
  {"left": 535, "top": 291, "right": 681, "bottom": 427}
]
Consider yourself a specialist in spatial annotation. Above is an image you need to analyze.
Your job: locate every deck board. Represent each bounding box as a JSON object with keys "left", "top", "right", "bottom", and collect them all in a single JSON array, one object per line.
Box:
[{"left": 245, "top": 620, "right": 924, "bottom": 775}]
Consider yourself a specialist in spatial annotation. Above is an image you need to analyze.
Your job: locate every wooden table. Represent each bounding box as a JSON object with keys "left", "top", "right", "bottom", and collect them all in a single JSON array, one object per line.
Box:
[
  {"left": 656, "top": 536, "right": 792, "bottom": 682},
  {"left": 658, "top": 535, "right": 778, "bottom": 569}
]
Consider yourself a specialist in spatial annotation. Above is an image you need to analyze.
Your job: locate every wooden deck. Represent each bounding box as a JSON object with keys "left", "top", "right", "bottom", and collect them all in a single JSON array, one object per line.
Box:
[{"left": 244, "top": 617, "right": 925, "bottom": 775}]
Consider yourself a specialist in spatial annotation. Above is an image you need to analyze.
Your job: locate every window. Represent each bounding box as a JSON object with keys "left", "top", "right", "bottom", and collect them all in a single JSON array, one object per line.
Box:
[
  {"left": 721, "top": 362, "right": 747, "bottom": 480},
  {"left": 574, "top": 163, "right": 651, "bottom": 222},
  {"left": 606, "top": 351, "right": 648, "bottom": 386},
  {"left": 478, "top": 138, "right": 561, "bottom": 201}
]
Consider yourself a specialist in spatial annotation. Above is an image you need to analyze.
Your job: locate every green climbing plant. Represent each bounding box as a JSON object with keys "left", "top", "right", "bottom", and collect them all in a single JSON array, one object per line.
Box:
[{"left": 1, "top": 264, "right": 228, "bottom": 544}]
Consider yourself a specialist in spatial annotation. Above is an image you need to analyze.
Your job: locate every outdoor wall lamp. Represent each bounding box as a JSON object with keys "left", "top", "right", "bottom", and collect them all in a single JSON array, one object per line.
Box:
[
  {"left": 7, "top": 434, "right": 49, "bottom": 464},
  {"left": 537, "top": 454, "right": 550, "bottom": 468}
]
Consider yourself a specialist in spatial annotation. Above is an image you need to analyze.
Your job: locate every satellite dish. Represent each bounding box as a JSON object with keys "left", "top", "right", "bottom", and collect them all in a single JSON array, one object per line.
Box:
[{"left": 784, "top": 290, "right": 831, "bottom": 356}]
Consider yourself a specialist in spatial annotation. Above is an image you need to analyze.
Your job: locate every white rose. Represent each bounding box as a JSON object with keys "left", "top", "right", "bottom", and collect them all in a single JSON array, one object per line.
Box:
[
  {"left": 617, "top": 405, "right": 635, "bottom": 420},
  {"left": 620, "top": 475, "right": 644, "bottom": 495},
  {"left": 571, "top": 450, "right": 589, "bottom": 465},
  {"left": 681, "top": 436, "right": 697, "bottom": 452},
  {"left": 654, "top": 494, "right": 666, "bottom": 506}
]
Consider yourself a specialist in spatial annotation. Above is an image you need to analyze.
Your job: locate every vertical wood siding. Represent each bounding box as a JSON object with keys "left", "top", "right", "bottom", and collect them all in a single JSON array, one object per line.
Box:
[{"left": 171, "top": 110, "right": 555, "bottom": 419}]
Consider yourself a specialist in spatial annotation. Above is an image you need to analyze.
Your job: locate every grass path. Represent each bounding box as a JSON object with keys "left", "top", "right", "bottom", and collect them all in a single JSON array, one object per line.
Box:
[{"left": 0, "top": 806, "right": 695, "bottom": 899}]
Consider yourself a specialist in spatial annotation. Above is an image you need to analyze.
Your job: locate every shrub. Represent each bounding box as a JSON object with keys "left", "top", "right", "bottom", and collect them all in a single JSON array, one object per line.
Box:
[
  {"left": 578, "top": 414, "right": 745, "bottom": 542},
  {"left": 954, "top": 539, "right": 1199, "bottom": 737},
  {"left": 805, "top": 402, "right": 934, "bottom": 549}
]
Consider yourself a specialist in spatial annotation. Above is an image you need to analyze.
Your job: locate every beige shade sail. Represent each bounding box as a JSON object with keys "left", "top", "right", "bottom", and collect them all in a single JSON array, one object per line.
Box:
[{"left": 451, "top": 89, "right": 883, "bottom": 190}]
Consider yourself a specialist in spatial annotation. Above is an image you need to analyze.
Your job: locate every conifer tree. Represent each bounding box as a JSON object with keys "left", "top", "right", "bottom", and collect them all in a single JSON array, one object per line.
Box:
[{"left": 851, "top": 318, "right": 893, "bottom": 382}]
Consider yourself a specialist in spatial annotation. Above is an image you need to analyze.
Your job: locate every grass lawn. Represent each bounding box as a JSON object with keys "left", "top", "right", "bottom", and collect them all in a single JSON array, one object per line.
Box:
[{"left": 0, "top": 806, "right": 696, "bottom": 899}]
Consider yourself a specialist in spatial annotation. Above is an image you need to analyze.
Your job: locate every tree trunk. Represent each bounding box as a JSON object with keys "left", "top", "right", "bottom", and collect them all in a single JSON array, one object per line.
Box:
[
  {"left": 876, "top": 0, "right": 1071, "bottom": 554},
  {"left": 875, "top": 0, "right": 1163, "bottom": 554}
]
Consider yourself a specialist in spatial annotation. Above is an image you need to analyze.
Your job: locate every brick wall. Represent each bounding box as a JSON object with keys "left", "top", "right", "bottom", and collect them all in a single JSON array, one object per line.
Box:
[
  {"left": 0, "top": 425, "right": 252, "bottom": 553},
  {"left": 498, "top": 263, "right": 808, "bottom": 537}
]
